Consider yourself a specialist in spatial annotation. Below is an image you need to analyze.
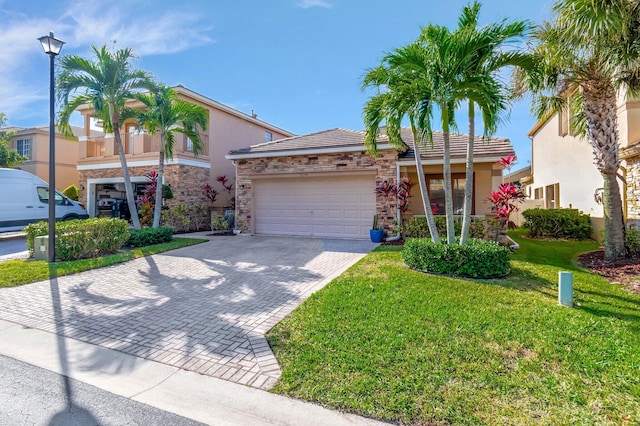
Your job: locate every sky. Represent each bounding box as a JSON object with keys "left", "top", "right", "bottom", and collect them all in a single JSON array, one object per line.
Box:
[{"left": 0, "top": 0, "right": 553, "bottom": 169}]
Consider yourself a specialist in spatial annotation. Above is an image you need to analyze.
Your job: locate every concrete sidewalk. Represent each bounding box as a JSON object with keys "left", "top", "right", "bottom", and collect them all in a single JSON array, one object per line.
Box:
[{"left": 0, "top": 318, "right": 386, "bottom": 425}]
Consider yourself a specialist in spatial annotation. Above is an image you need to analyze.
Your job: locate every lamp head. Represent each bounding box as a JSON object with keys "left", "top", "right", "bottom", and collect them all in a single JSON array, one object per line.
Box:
[{"left": 38, "top": 31, "right": 65, "bottom": 56}]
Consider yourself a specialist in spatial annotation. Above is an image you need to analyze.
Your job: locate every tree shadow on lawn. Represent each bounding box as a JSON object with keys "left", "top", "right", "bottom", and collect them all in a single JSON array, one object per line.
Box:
[
  {"left": 41, "top": 237, "right": 336, "bottom": 386},
  {"left": 478, "top": 264, "right": 640, "bottom": 326}
]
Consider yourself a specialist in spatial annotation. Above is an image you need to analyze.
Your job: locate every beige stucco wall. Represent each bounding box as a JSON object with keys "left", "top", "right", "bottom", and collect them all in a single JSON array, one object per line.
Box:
[
  {"left": 207, "top": 107, "right": 289, "bottom": 200},
  {"left": 530, "top": 112, "right": 605, "bottom": 218},
  {"left": 11, "top": 130, "right": 80, "bottom": 191}
]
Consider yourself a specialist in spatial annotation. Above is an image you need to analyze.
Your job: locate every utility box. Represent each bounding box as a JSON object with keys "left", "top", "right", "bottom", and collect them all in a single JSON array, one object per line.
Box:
[
  {"left": 558, "top": 271, "right": 573, "bottom": 308},
  {"left": 34, "top": 236, "right": 49, "bottom": 261}
]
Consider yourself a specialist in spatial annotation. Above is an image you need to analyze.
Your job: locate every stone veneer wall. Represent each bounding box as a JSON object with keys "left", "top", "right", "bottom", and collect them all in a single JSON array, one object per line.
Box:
[
  {"left": 626, "top": 156, "right": 640, "bottom": 229},
  {"left": 78, "top": 164, "right": 210, "bottom": 209},
  {"left": 234, "top": 150, "right": 397, "bottom": 235}
]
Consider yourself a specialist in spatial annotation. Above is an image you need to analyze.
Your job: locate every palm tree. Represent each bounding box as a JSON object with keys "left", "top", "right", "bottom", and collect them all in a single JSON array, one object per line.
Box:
[
  {"left": 416, "top": 23, "right": 511, "bottom": 244},
  {"left": 362, "top": 45, "right": 441, "bottom": 243},
  {"left": 129, "top": 86, "right": 209, "bottom": 228},
  {"left": 57, "top": 45, "right": 156, "bottom": 230},
  {"left": 518, "top": 0, "right": 640, "bottom": 260},
  {"left": 455, "top": 2, "right": 531, "bottom": 244}
]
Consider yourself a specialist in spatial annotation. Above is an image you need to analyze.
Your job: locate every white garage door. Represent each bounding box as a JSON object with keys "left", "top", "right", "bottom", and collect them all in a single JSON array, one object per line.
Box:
[{"left": 254, "top": 176, "right": 375, "bottom": 239}]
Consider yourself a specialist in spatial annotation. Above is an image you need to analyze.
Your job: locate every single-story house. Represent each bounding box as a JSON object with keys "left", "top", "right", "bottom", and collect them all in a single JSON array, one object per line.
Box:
[{"left": 226, "top": 127, "right": 514, "bottom": 239}]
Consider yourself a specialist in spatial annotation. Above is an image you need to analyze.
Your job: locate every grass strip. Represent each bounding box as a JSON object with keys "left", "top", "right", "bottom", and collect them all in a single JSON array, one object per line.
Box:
[{"left": 0, "top": 238, "right": 207, "bottom": 288}]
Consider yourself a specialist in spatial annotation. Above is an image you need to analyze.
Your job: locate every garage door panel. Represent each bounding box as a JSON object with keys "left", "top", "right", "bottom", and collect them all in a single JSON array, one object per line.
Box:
[{"left": 254, "top": 176, "right": 375, "bottom": 239}]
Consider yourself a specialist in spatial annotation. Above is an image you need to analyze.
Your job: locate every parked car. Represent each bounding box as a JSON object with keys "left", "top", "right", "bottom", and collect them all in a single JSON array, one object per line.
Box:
[{"left": 0, "top": 168, "right": 89, "bottom": 232}]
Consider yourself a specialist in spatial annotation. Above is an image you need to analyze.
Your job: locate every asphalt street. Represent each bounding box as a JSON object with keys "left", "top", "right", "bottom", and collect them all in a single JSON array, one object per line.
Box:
[
  {"left": 0, "top": 354, "right": 205, "bottom": 426},
  {"left": 0, "top": 236, "right": 27, "bottom": 258}
]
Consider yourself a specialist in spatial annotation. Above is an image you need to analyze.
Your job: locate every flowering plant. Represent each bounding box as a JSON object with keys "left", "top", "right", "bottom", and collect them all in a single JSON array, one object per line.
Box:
[{"left": 487, "top": 154, "right": 525, "bottom": 230}]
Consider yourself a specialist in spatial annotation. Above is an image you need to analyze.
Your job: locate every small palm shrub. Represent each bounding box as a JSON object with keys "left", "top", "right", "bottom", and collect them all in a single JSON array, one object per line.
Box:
[
  {"left": 403, "top": 237, "right": 510, "bottom": 278},
  {"left": 211, "top": 214, "right": 229, "bottom": 231},
  {"left": 522, "top": 208, "right": 592, "bottom": 240}
]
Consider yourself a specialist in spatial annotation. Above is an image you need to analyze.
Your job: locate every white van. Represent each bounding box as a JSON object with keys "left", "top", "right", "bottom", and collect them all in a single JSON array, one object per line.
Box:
[{"left": 0, "top": 168, "right": 89, "bottom": 232}]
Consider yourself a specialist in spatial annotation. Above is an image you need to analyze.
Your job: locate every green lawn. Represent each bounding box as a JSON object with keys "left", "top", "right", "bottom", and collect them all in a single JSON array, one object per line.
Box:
[
  {"left": 0, "top": 237, "right": 207, "bottom": 288},
  {"left": 267, "top": 230, "right": 640, "bottom": 425}
]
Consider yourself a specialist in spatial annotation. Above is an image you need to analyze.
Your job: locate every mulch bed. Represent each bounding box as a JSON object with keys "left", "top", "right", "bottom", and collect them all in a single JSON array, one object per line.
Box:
[
  {"left": 206, "top": 231, "right": 235, "bottom": 237},
  {"left": 577, "top": 250, "right": 640, "bottom": 295}
]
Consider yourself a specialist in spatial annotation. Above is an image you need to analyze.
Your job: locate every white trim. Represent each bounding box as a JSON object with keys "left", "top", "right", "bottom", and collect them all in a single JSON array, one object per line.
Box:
[
  {"left": 395, "top": 156, "right": 504, "bottom": 166},
  {"left": 77, "top": 158, "right": 211, "bottom": 171},
  {"left": 225, "top": 144, "right": 395, "bottom": 160},
  {"left": 78, "top": 136, "right": 88, "bottom": 142}
]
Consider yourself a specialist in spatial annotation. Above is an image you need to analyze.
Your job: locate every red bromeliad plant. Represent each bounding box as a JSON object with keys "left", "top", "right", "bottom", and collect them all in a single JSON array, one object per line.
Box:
[
  {"left": 375, "top": 178, "right": 414, "bottom": 214},
  {"left": 488, "top": 154, "right": 525, "bottom": 242},
  {"left": 216, "top": 175, "right": 235, "bottom": 209},
  {"left": 203, "top": 183, "right": 218, "bottom": 204},
  {"left": 489, "top": 182, "right": 525, "bottom": 229}
]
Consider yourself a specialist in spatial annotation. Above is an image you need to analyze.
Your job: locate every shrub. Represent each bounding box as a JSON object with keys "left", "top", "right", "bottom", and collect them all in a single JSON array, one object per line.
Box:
[
  {"left": 626, "top": 229, "right": 640, "bottom": 257},
  {"left": 402, "top": 216, "right": 495, "bottom": 240},
  {"left": 62, "top": 184, "right": 79, "bottom": 201},
  {"left": 162, "top": 204, "right": 191, "bottom": 232},
  {"left": 522, "top": 208, "right": 592, "bottom": 240},
  {"left": 126, "top": 226, "right": 173, "bottom": 248},
  {"left": 25, "top": 218, "right": 129, "bottom": 261},
  {"left": 211, "top": 214, "right": 229, "bottom": 231},
  {"left": 403, "top": 237, "right": 510, "bottom": 278}
]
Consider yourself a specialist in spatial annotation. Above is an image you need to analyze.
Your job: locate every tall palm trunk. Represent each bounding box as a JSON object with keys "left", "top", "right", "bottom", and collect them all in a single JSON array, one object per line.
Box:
[
  {"left": 153, "top": 146, "right": 165, "bottom": 228},
  {"left": 602, "top": 171, "right": 626, "bottom": 259},
  {"left": 112, "top": 115, "right": 141, "bottom": 230},
  {"left": 411, "top": 121, "right": 440, "bottom": 243},
  {"left": 583, "top": 79, "right": 626, "bottom": 260},
  {"left": 460, "top": 100, "right": 475, "bottom": 244},
  {"left": 442, "top": 110, "right": 455, "bottom": 244}
]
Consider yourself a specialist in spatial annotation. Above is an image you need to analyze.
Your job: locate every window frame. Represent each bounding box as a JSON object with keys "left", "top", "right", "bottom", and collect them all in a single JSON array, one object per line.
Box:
[
  {"left": 425, "top": 173, "right": 474, "bottom": 215},
  {"left": 15, "top": 138, "right": 32, "bottom": 160}
]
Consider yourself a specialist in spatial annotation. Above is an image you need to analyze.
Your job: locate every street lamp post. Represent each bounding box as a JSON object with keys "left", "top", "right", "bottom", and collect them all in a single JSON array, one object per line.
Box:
[{"left": 38, "top": 31, "right": 64, "bottom": 263}]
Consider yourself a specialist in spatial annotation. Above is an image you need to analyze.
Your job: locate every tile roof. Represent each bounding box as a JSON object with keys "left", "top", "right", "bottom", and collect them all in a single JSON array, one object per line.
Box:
[
  {"left": 0, "top": 125, "right": 101, "bottom": 138},
  {"left": 394, "top": 127, "right": 513, "bottom": 161},
  {"left": 228, "top": 126, "right": 514, "bottom": 161},
  {"left": 228, "top": 128, "right": 367, "bottom": 155}
]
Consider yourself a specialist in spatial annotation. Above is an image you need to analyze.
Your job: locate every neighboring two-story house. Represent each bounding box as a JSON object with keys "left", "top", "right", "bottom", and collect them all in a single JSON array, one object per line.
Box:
[
  {"left": 526, "top": 92, "right": 639, "bottom": 234},
  {"left": 3, "top": 125, "right": 91, "bottom": 191},
  {"left": 74, "top": 85, "right": 292, "bottom": 217}
]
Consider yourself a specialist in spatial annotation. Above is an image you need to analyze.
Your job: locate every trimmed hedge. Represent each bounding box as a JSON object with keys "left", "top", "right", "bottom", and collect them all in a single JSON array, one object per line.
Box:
[
  {"left": 522, "top": 208, "right": 592, "bottom": 240},
  {"left": 126, "top": 226, "right": 174, "bottom": 248},
  {"left": 25, "top": 218, "right": 129, "bottom": 261},
  {"left": 402, "top": 216, "right": 497, "bottom": 240},
  {"left": 403, "top": 238, "right": 511, "bottom": 278}
]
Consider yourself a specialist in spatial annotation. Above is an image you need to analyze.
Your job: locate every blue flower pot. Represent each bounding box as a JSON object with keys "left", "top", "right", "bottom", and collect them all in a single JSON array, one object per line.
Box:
[{"left": 370, "top": 229, "right": 385, "bottom": 243}]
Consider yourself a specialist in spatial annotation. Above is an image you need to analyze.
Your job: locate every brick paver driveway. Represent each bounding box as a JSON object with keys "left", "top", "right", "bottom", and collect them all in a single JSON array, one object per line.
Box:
[{"left": 0, "top": 236, "right": 376, "bottom": 389}]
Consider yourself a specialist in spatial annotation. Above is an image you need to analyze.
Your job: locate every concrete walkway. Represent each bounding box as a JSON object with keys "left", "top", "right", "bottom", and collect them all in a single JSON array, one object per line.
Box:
[
  {"left": 0, "top": 235, "right": 376, "bottom": 392},
  {"left": 0, "top": 318, "right": 386, "bottom": 425}
]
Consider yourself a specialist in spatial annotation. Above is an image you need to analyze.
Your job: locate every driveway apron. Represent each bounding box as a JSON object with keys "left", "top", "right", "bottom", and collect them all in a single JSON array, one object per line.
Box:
[{"left": 0, "top": 236, "right": 376, "bottom": 390}]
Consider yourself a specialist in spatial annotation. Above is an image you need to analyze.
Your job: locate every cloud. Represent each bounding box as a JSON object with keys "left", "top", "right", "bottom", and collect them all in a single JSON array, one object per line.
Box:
[
  {"left": 62, "top": 0, "right": 215, "bottom": 56},
  {"left": 297, "top": 0, "right": 332, "bottom": 9},
  {"left": 0, "top": 10, "right": 68, "bottom": 120},
  {"left": 0, "top": 0, "right": 215, "bottom": 124}
]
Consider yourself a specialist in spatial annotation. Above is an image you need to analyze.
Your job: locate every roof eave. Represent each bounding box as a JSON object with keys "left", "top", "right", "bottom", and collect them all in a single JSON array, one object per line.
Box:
[{"left": 226, "top": 144, "right": 396, "bottom": 160}]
